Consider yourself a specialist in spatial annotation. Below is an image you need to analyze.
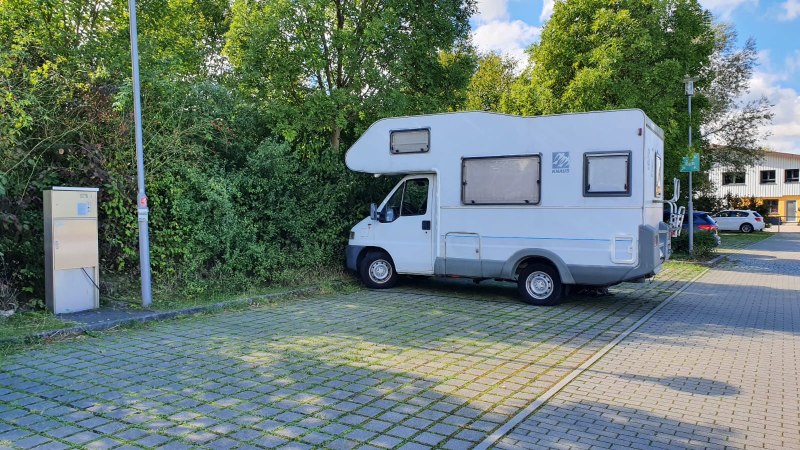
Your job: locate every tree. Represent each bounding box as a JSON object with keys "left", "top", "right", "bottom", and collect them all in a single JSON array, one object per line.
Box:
[
  {"left": 503, "top": 0, "right": 770, "bottom": 190},
  {"left": 224, "top": 0, "right": 476, "bottom": 151},
  {"left": 465, "top": 52, "right": 516, "bottom": 112},
  {"left": 700, "top": 24, "right": 773, "bottom": 170}
]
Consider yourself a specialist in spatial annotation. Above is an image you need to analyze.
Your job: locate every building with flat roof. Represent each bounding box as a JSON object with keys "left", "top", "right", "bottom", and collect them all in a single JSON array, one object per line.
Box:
[{"left": 708, "top": 151, "right": 800, "bottom": 223}]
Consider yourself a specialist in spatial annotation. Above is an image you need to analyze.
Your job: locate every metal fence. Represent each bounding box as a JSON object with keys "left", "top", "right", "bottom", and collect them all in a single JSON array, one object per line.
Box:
[{"left": 765, "top": 215, "right": 800, "bottom": 231}]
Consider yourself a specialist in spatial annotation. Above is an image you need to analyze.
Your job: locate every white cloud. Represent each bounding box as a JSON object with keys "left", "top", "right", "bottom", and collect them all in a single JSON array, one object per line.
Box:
[
  {"left": 699, "top": 0, "right": 757, "bottom": 19},
  {"left": 475, "top": 0, "right": 508, "bottom": 22},
  {"left": 471, "top": 0, "right": 541, "bottom": 69},
  {"left": 779, "top": 0, "right": 800, "bottom": 20},
  {"left": 472, "top": 20, "right": 541, "bottom": 66},
  {"left": 746, "top": 70, "right": 800, "bottom": 153},
  {"left": 540, "top": 0, "right": 555, "bottom": 23}
]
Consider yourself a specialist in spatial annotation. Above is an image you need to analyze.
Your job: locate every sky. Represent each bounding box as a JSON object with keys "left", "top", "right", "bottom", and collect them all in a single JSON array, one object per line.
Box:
[{"left": 470, "top": 0, "right": 800, "bottom": 154}]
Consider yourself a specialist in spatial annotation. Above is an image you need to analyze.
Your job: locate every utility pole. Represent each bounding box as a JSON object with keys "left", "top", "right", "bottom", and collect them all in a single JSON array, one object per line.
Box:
[
  {"left": 684, "top": 76, "right": 697, "bottom": 256},
  {"left": 128, "top": 0, "right": 153, "bottom": 307}
]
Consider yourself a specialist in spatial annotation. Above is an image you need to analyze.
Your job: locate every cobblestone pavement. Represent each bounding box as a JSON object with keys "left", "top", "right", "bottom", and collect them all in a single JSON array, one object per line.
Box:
[
  {"left": 494, "top": 232, "right": 800, "bottom": 450},
  {"left": 0, "top": 264, "right": 702, "bottom": 449}
]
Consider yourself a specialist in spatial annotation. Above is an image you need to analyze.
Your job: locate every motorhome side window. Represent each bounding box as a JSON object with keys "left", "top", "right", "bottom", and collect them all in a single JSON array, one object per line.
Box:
[
  {"left": 583, "top": 151, "right": 632, "bottom": 196},
  {"left": 461, "top": 155, "right": 541, "bottom": 205},
  {"left": 382, "top": 178, "right": 428, "bottom": 222}
]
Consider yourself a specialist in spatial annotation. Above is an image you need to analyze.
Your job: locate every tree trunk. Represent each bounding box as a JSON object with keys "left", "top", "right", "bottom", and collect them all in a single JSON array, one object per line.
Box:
[{"left": 330, "top": 125, "right": 341, "bottom": 151}]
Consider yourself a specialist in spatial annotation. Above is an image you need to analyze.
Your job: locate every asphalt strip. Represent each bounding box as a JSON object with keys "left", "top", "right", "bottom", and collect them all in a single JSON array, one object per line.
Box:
[{"left": 474, "top": 268, "right": 710, "bottom": 450}]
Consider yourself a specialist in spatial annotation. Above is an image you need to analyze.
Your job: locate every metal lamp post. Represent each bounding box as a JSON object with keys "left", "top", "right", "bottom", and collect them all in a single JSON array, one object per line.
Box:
[
  {"left": 128, "top": 0, "right": 153, "bottom": 307},
  {"left": 684, "top": 76, "right": 697, "bottom": 256}
]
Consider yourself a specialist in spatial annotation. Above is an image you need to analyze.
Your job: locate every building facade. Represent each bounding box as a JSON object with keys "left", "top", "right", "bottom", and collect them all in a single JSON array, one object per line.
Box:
[{"left": 708, "top": 151, "right": 800, "bottom": 223}]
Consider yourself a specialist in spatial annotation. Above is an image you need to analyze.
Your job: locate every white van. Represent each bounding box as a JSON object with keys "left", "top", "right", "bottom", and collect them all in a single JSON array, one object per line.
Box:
[{"left": 344, "top": 110, "right": 671, "bottom": 305}]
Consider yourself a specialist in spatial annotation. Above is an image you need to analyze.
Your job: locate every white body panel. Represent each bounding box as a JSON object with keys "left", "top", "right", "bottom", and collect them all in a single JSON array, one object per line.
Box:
[{"left": 346, "top": 110, "right": 666, "bottom": 285}]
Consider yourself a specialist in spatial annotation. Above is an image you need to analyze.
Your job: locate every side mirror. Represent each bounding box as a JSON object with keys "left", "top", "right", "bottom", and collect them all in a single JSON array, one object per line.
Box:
[{"left": 370, "top": 203, "right": 378, "bottom": 221}]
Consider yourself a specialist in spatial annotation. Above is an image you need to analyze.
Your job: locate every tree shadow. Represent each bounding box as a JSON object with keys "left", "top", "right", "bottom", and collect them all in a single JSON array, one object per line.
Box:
[
  {"left": 593, "top": 371, "right": 741, "bottom": 396},
  {"left": 494, "top": 399, "right": 736, "bottom": 449}
]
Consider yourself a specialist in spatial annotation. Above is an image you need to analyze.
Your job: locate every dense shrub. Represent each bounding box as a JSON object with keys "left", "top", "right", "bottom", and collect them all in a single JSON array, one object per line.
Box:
[{"left": 671, "top": 230, "right": 719, "bottom": 260}]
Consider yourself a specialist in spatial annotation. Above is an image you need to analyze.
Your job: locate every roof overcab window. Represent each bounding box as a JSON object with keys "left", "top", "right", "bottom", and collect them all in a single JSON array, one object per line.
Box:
[{"left": 390, "top": 129, "right": 430, "bottom": 154}]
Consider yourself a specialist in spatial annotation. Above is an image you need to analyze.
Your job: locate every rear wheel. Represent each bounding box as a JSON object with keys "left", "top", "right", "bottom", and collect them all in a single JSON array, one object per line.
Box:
[
  {"left": 740, "top": 223, "right": 754, "bottom": 233},
  {"left": 517, "top": 263, "right": 563, "bottom": 306},
  {"left": 359, "top": 251, "right": 398, "bottom": 289}
]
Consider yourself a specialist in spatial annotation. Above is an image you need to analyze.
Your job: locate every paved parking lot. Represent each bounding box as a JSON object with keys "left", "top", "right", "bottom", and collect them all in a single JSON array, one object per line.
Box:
[
  {"left": 0, "top": 265, "right": 700, "bottom": 449},
  {"left": 495, "top": 232, "right": 800, "bottom": 450}
]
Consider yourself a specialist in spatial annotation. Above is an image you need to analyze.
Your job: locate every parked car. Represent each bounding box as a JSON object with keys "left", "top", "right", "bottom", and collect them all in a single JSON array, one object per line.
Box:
[
  {"left": 689, "top": 212, "right": 721, "bottom": 245},
  {"left": 712, "top": 210, "right": 765, "bottom": 233}
]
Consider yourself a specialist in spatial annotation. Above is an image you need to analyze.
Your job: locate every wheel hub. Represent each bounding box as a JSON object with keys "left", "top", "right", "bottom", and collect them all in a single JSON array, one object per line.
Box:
[
  {"left": 369, "top": 260, "right": 392, "bottom": 283},
  {"left": 526, "top": 271, "right": 554, "bottom": 299}
]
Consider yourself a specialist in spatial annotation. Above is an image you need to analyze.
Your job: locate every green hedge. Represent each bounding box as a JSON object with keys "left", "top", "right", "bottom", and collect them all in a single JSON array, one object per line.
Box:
[{"left": 671, "top": 230, "right": 719, "bottom": 260}]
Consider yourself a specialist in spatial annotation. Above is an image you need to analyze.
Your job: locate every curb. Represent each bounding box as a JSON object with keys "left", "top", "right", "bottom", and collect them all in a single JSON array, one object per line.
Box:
[{"left": 0, "top": 286, "right": 321, "bottom": 346}]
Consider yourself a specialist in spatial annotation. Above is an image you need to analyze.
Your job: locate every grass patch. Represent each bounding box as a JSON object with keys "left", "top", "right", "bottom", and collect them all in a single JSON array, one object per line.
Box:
[
  {"left": 99, "top": 268, "right": 361, "bottom": 311},
  {"left": 0, "top": 269, "right": 362, "bottom": 359},
  {"left": 0, "top": 311, "right": 75, "bottom": 341},
  {"left": 660, "top": 261, "right": 707, "bottom": 278},
  {"left": 718, "top": 231, "right": 774, "bottom": 250},
  {"left": 669, "top": 230, "right": 774, "bottom": 262}
]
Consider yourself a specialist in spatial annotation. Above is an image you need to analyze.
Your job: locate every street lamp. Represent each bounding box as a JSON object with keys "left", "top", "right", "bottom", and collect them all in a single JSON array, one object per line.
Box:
[
  {"left": 128, "top": 0, "right": 153, "bottom": 307},
  {"left": 684, "top": 75, "right": 697, "bottom": 256}
]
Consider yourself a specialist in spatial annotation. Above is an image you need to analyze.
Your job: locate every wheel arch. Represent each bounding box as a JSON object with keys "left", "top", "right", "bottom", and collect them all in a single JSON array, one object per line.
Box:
[
  {"left": 356, "top": 246, "right": 394, "bottom": 271},
  {"left": 503, "top": 249, "right": 575, "bottom": 284}
]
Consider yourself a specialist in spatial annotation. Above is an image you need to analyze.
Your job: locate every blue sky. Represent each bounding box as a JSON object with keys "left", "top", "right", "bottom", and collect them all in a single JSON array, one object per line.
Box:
[{"left": 470, "top": 0, "right": 800, "bottom": 153}]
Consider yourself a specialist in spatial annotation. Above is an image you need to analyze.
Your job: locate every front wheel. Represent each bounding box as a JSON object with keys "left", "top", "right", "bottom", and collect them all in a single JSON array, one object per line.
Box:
[
  {"left": 359, "top": 251, "right": 398, "bottom": 289},
  {"left": 517, "top": 263, "right": 563, "bottom": 306},
  {"left": 740, "top": 223, "right": 754, "bottom": 233}
]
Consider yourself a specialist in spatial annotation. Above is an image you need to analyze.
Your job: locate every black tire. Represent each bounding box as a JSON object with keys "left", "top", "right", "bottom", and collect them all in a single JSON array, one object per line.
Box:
[
  {"left": 359, "top": 251, "right": 398, "bottom": 289},
  {"left": 517, "top": 263, "right": 564, "bottom": 306},
  {"left": 740, "top": 223, "right": 754, "bottom": 233}
]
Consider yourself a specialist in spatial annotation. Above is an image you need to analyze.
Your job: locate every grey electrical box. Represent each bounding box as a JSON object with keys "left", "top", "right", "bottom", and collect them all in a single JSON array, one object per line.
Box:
[{"left": 44, "top": 187, "right": 100, "bottom": 314}]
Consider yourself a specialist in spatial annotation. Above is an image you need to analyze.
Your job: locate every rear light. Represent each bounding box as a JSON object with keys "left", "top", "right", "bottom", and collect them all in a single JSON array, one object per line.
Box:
[
  {"left": 755, "top": 217, "right": 762, "bottom": 222},
  {"left": 698, "top": 224, "right": 715, "bottom": 231}
]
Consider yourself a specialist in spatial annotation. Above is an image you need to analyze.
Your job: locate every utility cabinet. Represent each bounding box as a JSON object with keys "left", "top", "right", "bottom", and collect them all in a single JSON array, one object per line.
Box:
[{"left": 44, "top": 187, "right": 100, "bottom": 314}]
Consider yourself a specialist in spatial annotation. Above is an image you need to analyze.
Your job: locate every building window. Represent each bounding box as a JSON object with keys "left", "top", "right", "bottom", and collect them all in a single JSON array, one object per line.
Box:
[
  {"left": 583, "top": 151, "right": 632, "bottom": 196},
  {"left": 786, "top": 169, "right": 799, "bottom": 183},
  {"left": 760, "top": 170, "right": 776, "bottom": 184},
  {"left": 763, "top": 199, "right": 779, "bottom": 215},
  {"left": 722, "top": 172, "right": 745, "bottom": 185},
  {"left": 462, "top": 155, "right": 541, "bottom": 205}
]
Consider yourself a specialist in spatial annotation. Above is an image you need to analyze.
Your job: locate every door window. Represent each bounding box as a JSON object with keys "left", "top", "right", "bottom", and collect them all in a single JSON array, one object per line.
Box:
[{"left": 382, "top": 178, "right": 429, "bottom": 222}]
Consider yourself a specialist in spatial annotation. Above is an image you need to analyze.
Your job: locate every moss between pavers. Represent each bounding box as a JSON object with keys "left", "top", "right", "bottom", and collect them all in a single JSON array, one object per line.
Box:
[{"left": 0, "top": 263, "right": 706, "bottom": 450}]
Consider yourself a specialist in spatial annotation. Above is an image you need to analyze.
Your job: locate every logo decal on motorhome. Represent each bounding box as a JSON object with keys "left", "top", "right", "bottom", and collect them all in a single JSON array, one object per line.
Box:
[{"left": 552, "top": 152, "right": 570, "bottom": 173}]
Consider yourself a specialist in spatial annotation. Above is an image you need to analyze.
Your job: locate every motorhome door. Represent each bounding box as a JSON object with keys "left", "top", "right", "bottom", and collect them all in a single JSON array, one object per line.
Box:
[{"left": 374, "top": 176, "right": 434, "bottom": 274}]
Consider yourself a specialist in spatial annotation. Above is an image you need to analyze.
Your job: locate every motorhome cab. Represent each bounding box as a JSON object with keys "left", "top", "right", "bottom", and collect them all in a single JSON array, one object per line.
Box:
[{"left": 345, "top": 110, "right": 671, "bottom": 305}]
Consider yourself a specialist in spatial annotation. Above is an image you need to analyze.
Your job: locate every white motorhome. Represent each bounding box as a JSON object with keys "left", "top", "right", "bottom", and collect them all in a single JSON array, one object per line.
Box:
[{"left": 344, "top": 110, "right": 671, "bottom": 305}]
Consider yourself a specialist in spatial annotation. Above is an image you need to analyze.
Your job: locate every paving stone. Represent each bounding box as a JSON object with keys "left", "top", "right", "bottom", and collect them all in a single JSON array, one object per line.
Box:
[
  {"left": 12, "top": 434, "right": 52, "bottom": 449},
  {"left": 0, "top": 255, "right": 715, "bottom": 450},
  {"left": 492, "top": 233, "right": 800, "bottom": 449},
  {"left": 63, "top": 430, "right": 102, "bottom": 445},
  {"left": 134, "top": 433, "right": 171, "bottom": 447}
]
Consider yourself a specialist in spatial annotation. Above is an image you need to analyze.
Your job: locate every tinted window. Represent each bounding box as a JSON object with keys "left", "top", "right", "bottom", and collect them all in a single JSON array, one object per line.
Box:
[
  {"left": 694, "top": 213, "right": 714, "bottom": 225},
  {"left": 754, "top": 212, "right": 762, "bottom": 217}
]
